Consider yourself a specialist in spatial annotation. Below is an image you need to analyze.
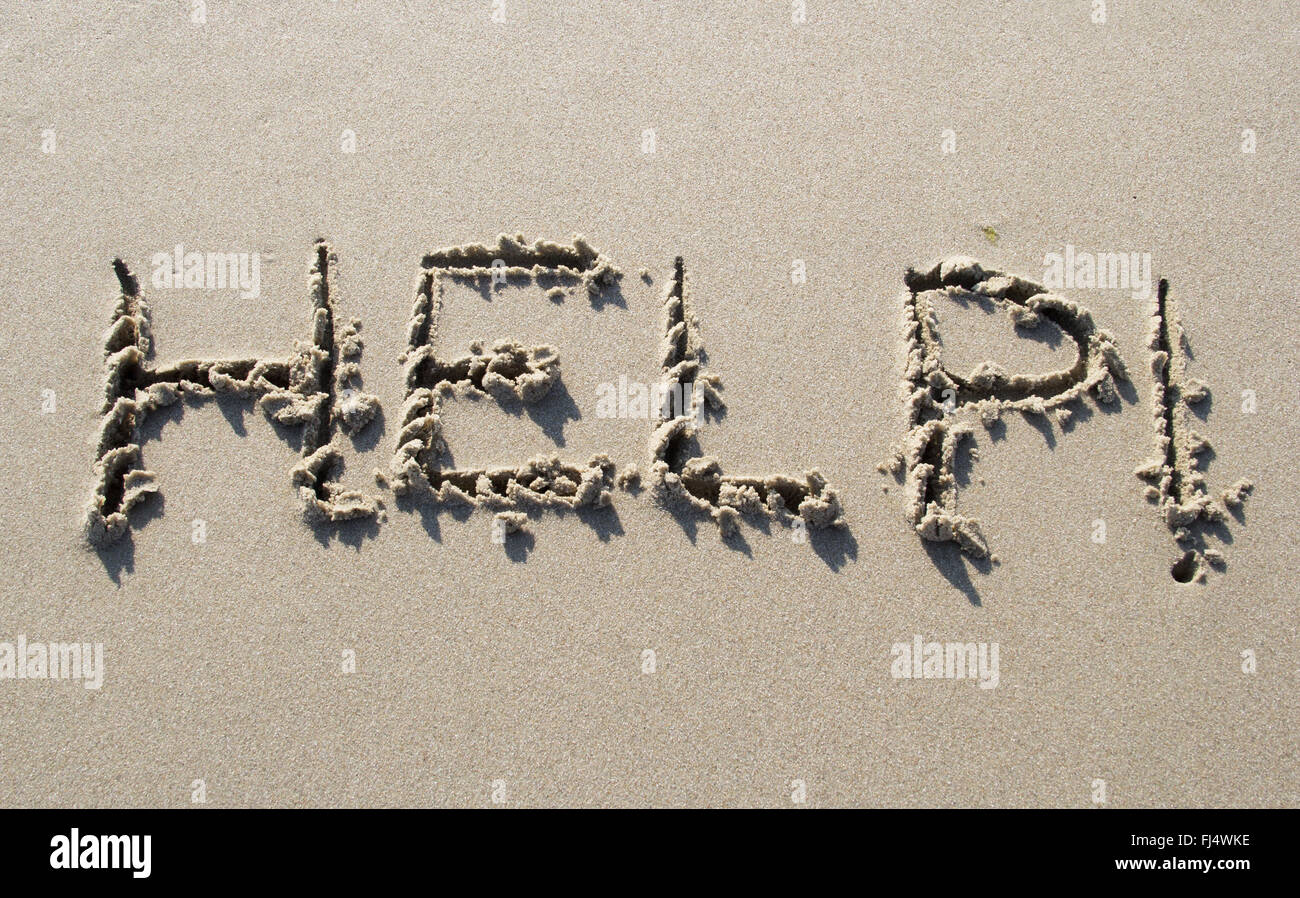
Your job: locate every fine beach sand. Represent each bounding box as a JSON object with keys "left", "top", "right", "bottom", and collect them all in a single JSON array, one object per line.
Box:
[{"left": 0, "top": 1, "right": 1296, "bottom": 807}]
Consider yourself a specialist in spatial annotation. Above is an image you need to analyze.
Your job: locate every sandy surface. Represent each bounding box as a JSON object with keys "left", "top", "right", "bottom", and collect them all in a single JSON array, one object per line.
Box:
[{"left": 0, "top": 1, "right": 1295, "bottom": 806}]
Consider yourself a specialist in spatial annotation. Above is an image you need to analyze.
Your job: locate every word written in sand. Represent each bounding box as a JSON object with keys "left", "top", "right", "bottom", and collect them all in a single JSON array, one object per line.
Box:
[{"left": 84, "top": 239, "right": 1248, "bottom": 581}]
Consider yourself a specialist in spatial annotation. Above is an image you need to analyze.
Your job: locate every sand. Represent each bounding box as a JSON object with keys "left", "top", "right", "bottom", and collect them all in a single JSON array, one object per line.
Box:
[{"left": 0, "top": 1, "right": 1295, "bottom": 807}]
